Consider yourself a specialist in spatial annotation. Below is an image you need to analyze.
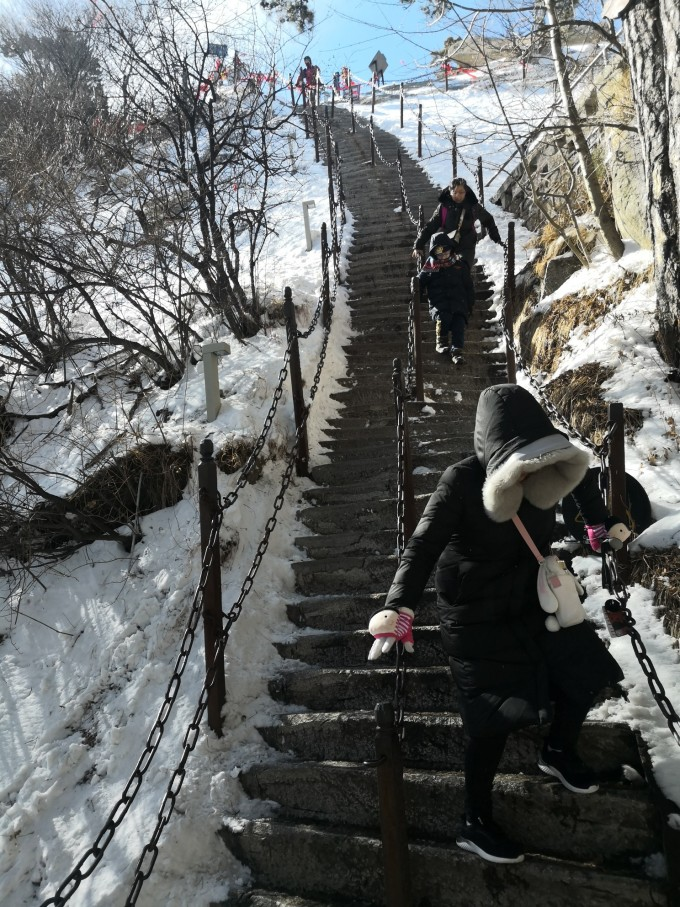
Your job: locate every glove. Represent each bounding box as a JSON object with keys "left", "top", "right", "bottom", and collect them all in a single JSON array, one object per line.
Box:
[
  {"left": 586, "top": 517, "right": 631, "bottom": 552},
  {"left": 367, "top": 607, "right": 414, "bottom": 660}
]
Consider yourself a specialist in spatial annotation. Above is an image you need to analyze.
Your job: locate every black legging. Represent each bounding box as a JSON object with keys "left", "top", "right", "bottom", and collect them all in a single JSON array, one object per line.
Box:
[{"left": 463, "top": 692, "right": 593, "bottom": 821}]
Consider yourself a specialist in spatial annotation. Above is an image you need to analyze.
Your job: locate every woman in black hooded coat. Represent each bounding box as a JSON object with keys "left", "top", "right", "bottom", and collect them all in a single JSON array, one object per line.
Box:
[
  {"left": 413, "top": 177, "right": 503, "bottom": 268},
  {"left": 374, "top": 384, "right": 624, "bottom": 864}
]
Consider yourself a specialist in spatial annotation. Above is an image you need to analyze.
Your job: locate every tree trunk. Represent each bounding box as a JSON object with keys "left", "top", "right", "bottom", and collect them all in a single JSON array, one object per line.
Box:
[
  {"left": 545, "top": 0, "right": 625, "bottom": 260},
  {"left": 623, "top": 0, "right": 680, "bottom": 371}
]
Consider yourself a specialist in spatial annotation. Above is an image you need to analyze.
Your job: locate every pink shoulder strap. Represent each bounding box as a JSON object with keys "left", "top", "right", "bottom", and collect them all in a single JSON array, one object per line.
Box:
[{"left": 512, "top": 515, "right": 544, "bottom": 564}]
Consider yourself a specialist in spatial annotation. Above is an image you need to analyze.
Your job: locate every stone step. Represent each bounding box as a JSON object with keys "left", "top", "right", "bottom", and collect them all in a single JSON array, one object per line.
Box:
[
  {"left": 316, "top": 420, "right": 470, "bottom": 445},
  {"left": 257, "top": 712, "right": 643, "bottom": 777},
  {"left": 295, "top": 496, "right": 428, "bottom": 536},
  {"left": 292, "top": 554, "right": 399, "bottom": 595},
  {"left": 295, "top": 529, "right": 399, "bottom": 558},
  {"left": 221, "top": 818, "right": 666, "bottom": 907},
  {"left": 308, "top": 450, "right": 461, "bottom": 486},
  {"left": 299, "top": 471, "right": 442, "bottom": 505},
  {"left": 285, "top": 588, "right": 438, "bottom": 631},
  {"left": 223, "top": 890, "right": 347, "bottom": 907},
  {"left": 239, "top": 761, "right": 658, "bottom": 865},
  {"left": 315, "top": 435, "right": 466, "bottom": 462},
  {"left": 270, "top": 664, "right": 452, "bottom": 711},
  {"left": 275, "top": 626, "right": 444, "bottom": 668}
]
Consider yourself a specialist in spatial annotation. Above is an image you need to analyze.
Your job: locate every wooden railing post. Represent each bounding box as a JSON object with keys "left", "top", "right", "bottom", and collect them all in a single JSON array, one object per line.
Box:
[
  {"left": 417, "top": 104, "right": 422, "bottom": 157},
  {"left": 312, "top": 109, "right": 320, "bottom": 162},
  {"left": 198, "top": 438, "right": 225, "bottom": 736},
  {"left": 400, "top": 82, "right": 404, "bottom": 128},
  {"left": 350, "top": 75, "right": 355, "bottom": 133},
  {"left": 477, "top": 156, "right": 486, "bottom": 238},
  {"left": 370, "top": 116, "right": 375, "bottom": 166},
  {"left": 374, "top": 701, "right": 413, "bottom": 907},
  {"left": 505, "top": 221, "right": 517, "bottom": 384},
  {"left": 608, "top": 402, "right": 630, "bottom": 577},
  {"left": 444, "top": 60, "right": 449, "bottom": 91},
  {"left": 289, "top": 75, "right": 295, "bottom": 109},
  {"left": 451, "top": 127, "right": 457, "bottom": 180},
  {"left": 372, "top": 82, "right": 376, "bottom": 113},
  {"left": 284, "top": 288, "right": 310, "bottom": 477}
]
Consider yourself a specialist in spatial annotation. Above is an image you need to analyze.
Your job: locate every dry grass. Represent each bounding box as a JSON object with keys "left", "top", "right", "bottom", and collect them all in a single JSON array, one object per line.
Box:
[
  {"left": 515, "top": 265, "right": 654, "bottom": 376},
  {"left": 530, "top": 223, "right": 598, "bottom": 278},
  {"left": 216, "top": 437, "right": 289, "bottom": 478},
  {"left": 71, "top": 442, "right": 191, "bottom": 521},
  {"left": 629, "top": 549, "right": 680, "bottom": 640},
  {"left": 544, "top": 364, "right": 644, "bottom": 445}
]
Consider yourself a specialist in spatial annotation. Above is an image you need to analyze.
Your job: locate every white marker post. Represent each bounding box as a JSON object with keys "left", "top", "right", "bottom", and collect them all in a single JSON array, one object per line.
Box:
[
  {"left": 302, "top": 199, "right": 316, "bottom": 251},
  {"left": 202, "top": 341, "right": 231, "bottom": 422}
]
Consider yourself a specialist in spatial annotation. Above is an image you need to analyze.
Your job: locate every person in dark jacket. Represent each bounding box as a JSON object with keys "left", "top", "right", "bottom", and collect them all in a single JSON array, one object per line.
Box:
[
  {"left": 413, "top": 177, "right": 504, "bottom": 268},
  {"left": 368, "top": 384, "right": 625, "bottom": 865},
  {"left": 419, "top": 232, "right": 474, "bottom": 362}
]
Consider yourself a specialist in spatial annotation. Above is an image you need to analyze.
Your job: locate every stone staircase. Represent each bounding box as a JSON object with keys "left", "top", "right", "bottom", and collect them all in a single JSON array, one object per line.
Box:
[{"left": 220, "top": 110, "right": 670, "bottom": 906}]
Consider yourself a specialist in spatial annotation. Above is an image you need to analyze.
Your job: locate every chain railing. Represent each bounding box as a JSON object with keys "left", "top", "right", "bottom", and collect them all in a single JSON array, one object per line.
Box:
[
  {"left": 40, "top": 92, "right": 347, "bottom": 906},
  {"left": 500, "top": 223, "right": 680, "bottom": 752}
]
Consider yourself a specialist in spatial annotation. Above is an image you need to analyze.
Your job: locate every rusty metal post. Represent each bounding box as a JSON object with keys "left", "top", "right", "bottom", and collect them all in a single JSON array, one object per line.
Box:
[
  {"left": 608, "top": 402, "right": 630, "bottom": 578},
  {"left": 374, "top": 701, "right": 413, "bottom": 907},
  {"left": 451, "top": 127, "right": 457, "bottom": 180},
  {"left": 400, "top": 82, "right": 404, "bottom": 128},
  {"left": 321, "top": 222, "right": 331, "bottom": 328},
  {"left": 198, "top": 439, "right": 225, "bottom": 736},
  {"left": 417, "top": 104, "right": 422, "bottom": 157},
  {"left": 350, "top": 75, "right": 355, "bottom": 133},
  {"left": 370, "top": 116, "right": 375, "bottom": 166},
  {"left": 284, "top": 288, "right": 310, "bottom": 477},
  {"left": 411, "top": 278, "right": 424, "bottom": 404},
  {"left": 477, "top": 156, "right": 486, "bottom": 238},
  {"left": 312, "top": 109, "right": 320, "bottom": 162},
  {"left": 505, "top": 222, "right": 517, "bottom": 384}
]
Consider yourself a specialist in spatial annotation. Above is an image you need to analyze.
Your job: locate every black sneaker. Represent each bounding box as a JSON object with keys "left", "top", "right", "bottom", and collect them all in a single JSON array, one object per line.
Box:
[
  {"left": 538, "top": 744, "right": 599, "bottom": 794},
  {"left": 456, "top": 815, "right": 524, "bottom": 864},
  {"left": 451, "top": 348, "right": 464, "bottom": 364}
]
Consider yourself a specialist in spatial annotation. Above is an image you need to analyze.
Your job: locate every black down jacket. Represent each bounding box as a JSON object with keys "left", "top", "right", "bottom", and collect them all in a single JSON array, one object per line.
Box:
[
  {"left": 414, "top": 184, "right": 501, "bottom": 255},
  {"left": 384, "top": 385, "right": 623, "bottom": 737},
  {"left": 418, "top": 254, "right": 474, "bottom": 318}
]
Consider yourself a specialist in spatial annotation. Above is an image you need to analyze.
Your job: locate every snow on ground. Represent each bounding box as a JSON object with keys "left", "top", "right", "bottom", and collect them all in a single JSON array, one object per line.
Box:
[{"left": 1, "top": 43, "right": 679, "bottom": 907}]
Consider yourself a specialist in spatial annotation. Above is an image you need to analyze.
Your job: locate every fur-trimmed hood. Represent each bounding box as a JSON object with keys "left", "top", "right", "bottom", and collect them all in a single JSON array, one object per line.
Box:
[{"left": 474, "top": 385, "right": 590, "bottom": 522}]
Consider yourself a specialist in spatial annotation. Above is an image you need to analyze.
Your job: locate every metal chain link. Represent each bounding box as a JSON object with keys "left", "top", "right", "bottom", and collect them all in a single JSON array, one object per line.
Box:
[
  {"left": 43, "top": 105, "right": 346, "bottom": 906},
  {"left": 367, "top": 119, "right": 398, "bottom": 168},
  {"left": 125, "top": 418, "right": 313, "bottom": 904},
  {"left": 601, "top": 548, "right": 680, "bottom": 748},
  {"left": 40, "top": 506, "right": 224, "bottom": 907},
  {"left": 396, "top": 158, "right": 419, "bottom": 228}
]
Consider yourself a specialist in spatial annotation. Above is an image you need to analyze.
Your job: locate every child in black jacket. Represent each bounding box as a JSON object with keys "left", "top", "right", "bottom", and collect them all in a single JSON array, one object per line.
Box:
[{"left": 419, "top": 232, "right": 475, "bottom": 363}]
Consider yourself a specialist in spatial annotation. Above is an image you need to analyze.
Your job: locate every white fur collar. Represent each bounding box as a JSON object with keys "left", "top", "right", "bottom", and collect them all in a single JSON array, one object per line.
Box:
[{"left": 482, "top": 435, "right": 591, "bottom": 523}]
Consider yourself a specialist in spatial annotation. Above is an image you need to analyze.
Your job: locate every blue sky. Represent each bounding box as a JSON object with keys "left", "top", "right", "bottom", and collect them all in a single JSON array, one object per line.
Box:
[{"left": 283, "top": 0, "right": 464, "bottom": 84}]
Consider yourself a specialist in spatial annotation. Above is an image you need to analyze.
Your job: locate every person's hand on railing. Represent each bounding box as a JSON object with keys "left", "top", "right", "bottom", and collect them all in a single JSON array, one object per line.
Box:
[
  {"left": 411, "top": 248, "right": 421, "bottom": 260},
  {"left": 586, "top": 517, "right": 631, "bottom": 552},
  {"left": 367, "top": 606, "right": 415, "bottom": 660}
]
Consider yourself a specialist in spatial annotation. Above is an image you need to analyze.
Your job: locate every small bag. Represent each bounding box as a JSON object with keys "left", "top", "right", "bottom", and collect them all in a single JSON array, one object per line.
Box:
[{"left": 512, "top": 515, "right": 586, "bottom": 632}]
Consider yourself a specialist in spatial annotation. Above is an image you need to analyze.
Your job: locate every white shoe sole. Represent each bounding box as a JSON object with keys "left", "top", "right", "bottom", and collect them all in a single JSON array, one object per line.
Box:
[
  {"left": 538, "top": 759, "right": 599, "bottom": 794},
  {"left": 456, "top": 838, "right": 525, "bottom": 864}
]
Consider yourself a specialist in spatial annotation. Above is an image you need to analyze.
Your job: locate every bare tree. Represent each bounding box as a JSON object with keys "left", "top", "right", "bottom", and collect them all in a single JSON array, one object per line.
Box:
[{"left": 543, "top": 0, "right": 624, "bottom": 259}]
